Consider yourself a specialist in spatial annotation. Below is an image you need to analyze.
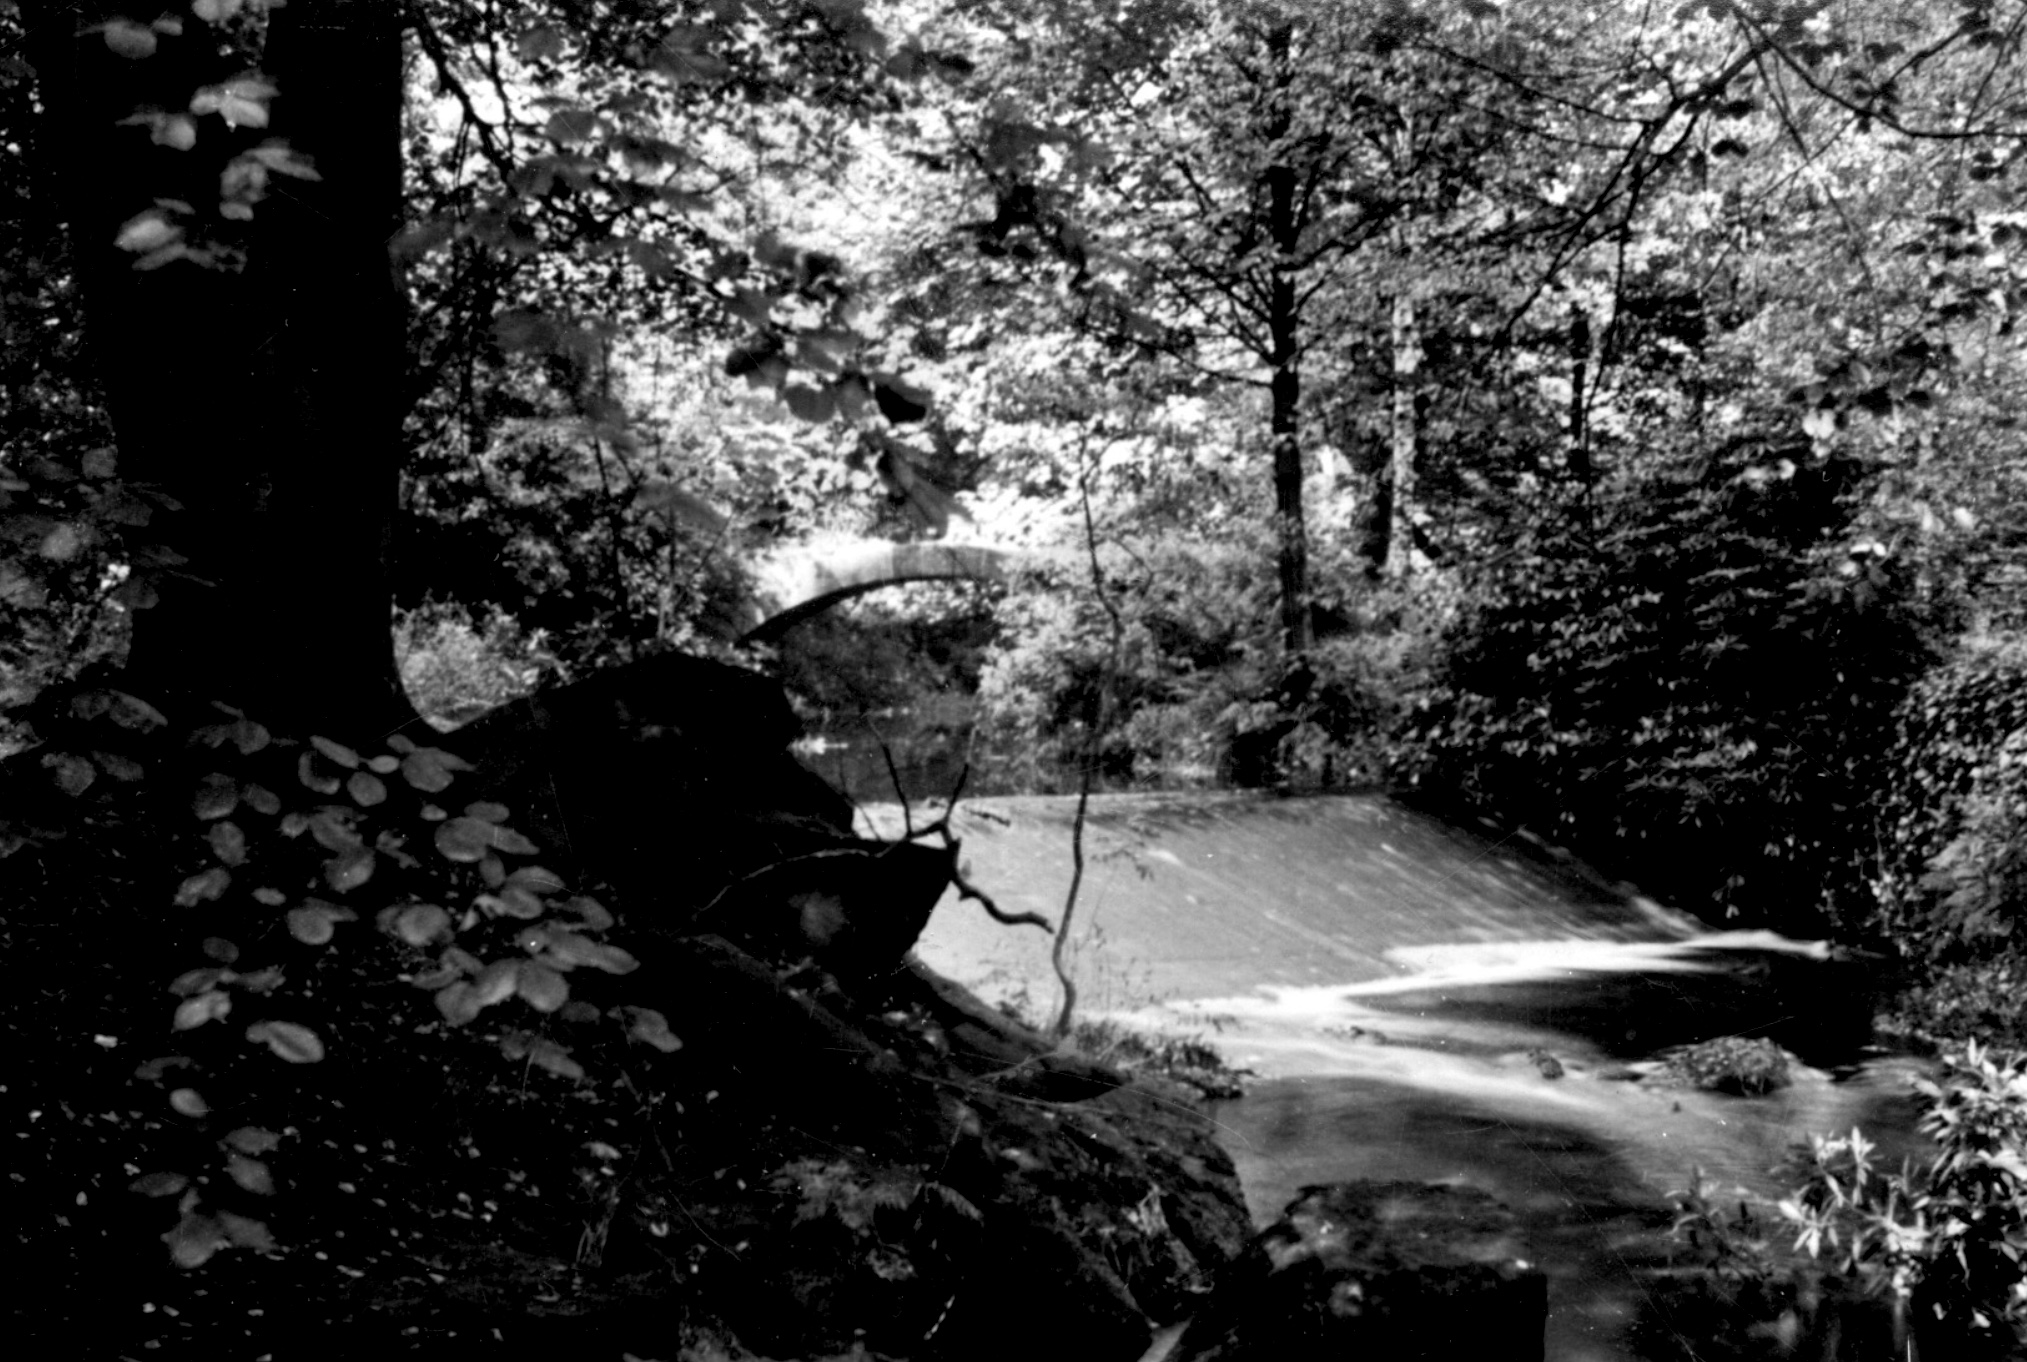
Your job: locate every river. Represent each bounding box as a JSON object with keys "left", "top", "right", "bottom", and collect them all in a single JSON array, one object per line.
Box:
[{"left": 857, "top": 791, "right": 1934, "bottom": 1362}]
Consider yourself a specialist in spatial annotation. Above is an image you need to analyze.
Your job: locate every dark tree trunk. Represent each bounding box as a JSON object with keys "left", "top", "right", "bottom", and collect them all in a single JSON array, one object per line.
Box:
[
  {"left": 24, "top": 0, "right": 413, "bottom": 737},
  {"left": 1567, "top": 303, "right": 1592, "bottom": 483},
  {"left": 1264, "top": 24, "right": 1312, "bottom": 656}
]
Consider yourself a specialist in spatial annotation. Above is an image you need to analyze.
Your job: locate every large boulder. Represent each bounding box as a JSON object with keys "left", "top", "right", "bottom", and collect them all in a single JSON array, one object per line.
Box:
[{"left": 1166, "top": 1180, "right": 1547, "bottom": 1362}]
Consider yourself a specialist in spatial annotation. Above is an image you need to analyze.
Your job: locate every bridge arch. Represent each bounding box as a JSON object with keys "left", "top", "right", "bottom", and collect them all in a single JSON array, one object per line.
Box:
[{"left": 737, "top": 540, "right": 1033, "bottom": 644}]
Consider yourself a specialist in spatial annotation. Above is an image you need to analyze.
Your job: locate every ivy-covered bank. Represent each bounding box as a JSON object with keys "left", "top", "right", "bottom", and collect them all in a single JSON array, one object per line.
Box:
[{"left": 4, "top": 658, "right": 1255, "bottom": 1359}]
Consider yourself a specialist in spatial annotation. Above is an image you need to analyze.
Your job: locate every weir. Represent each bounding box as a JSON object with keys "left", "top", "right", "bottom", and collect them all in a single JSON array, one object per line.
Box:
[{"left": 866, "top": 791, "right": 1929, "bottom": 1362}]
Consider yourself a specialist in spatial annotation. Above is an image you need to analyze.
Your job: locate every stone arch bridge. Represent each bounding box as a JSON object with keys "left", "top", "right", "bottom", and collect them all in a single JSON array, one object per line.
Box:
[{"left": 735, "top": 539, "right": 1053, "bottom": 644}]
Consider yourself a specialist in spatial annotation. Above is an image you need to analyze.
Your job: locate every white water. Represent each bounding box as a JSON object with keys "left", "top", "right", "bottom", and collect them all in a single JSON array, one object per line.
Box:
[{"left": 874, "top": 793, "right": 1934, "bottom": 1360}]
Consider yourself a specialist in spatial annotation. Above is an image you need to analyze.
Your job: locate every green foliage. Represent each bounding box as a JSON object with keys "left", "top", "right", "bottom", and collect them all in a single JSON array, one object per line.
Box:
[
  {"left": 1399, "top": 439, "right": 1942, "bottom": 926},
  {"left": 1867, "top": 643, "right": 2027, "bottom": 965},
  {"left": 4, "top": 681, "right": 678, "bottom": 1284},
  {"left": 1658, "top": 1037, "right": 1794, "bottom": 1096},
  {"left": 1777, "top": 1044, "right": 2027, "bottom": 1347},
  {"left": 1651, "top": 1045, "right": 2027, "bottom": 1359},
  {"left": 394, "top": 602, "right": 562, "bottom": 731}
]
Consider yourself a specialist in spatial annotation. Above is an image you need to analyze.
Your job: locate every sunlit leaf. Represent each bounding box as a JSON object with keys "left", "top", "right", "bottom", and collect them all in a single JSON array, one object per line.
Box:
[
  {"left": 561, "top": 895, "right": 615, "bottom": 931},
  {"left": 193, "top": 0, "right": 246, "bottom": 23},
  {"left": 223, "top": 1126, "right": 280, "bottom": 1155},
  {"left": 164, "top": 1212, "right": 226, "bottom": 1268},
  {"left": 170, "top": 967, "right": 228, "bottom": 997},
  {"left": 472, "top": 959, "right": 520, "bottom": 1007},
  {"left": 434, "top": 981, "right": 481, "bottom": 1025},
  {"left": 347, "top": 771, "right": 387, "bottom": 806},
  {"left": 217, "top": 1210, "right": 274, "bottom": 1250},
  {"left": 434, "top": 816, "right": 491, "bottom": 862},
  {"left": 103, "top": 18, "right": 158, "bottom": 59},
  {"left": 174, "top": 867, "right": 232, "bottom": 906},
  {"left": 297, "top": 751, "right": 339, "bottom": 795},
  {"left": 489, "top": 824, "right": 539, "bottom": 856},
  {"left": 193, "top": 773, "right": 238, "bottom": 820},
  {"left": 190, "top": 77, "right": 276, "bottom": 129},
  {"left": 130, "top": 1171, "right": 190, "bottom": 1197},
  {"left": 170, "top": 1087, "right": 209, "bottom": 1117},
  {"left": 226, "top": 1153, "right": 274, "bottom": 1195},
  {"left": 287, "top": 901, "right": 355, "bottom": 945},
  {"left": 173, "top": 990, "right": 231, "bottom": 1030},
  {"left": 245, "top": 1019, "right": 324, "bottom": 1063},
  {"left": 618, "top": 1005, "right": 682, "bottom": 1053},
  {"left": 43, "top": 751, "right": 95, "bottom": 796},
  {"left": 391, "top": 902, "right": 451, "bottom": 947},
  {"left": 516, "top": 960, "right": 569, "bottom": 1012},
  {"left": 541, "top": 929, "right": 639, "bottom": 975},
  {"left": 400, "top": 746, "right": 471, "bottom": 793},
  {"left": 310, "top": 735, "right": 360, "bottom": 769},
  {"left": 322, "top": 845, "right": 375, "bottom": 893},
  {"left": 463, "top": 801, "right": 510, "bottom": 823},
  {"left": 207, "top": 820, "right": 246, "bottom": 866}
]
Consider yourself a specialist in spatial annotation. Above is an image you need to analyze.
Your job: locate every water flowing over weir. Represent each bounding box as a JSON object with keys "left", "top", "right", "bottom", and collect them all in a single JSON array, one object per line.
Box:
[{"left": 860, "top": 793, "right": 1935, "bottom": 1362}]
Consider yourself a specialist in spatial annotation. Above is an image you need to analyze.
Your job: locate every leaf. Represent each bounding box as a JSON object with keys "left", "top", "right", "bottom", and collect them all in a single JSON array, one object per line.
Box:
[
  {"left": 516, "top": 24, "right": 565, "bottom": 62},
  {"left": 207, "top": 820, "right": 246, "bottom": 866},
  {"left": 243, "top": 784, "right": 281, "bottom": 816},
  {"left": 298, "top": 751, "right": 339, "bottom": 795},
  {"left": 516, "top": 960, "right": 569, "bottom": 1012},
  {"left": 542, "top": 108, "right": 600, "bottom": 144},
  {"left": 286, "top": 901, "right": 355, "bottom": 945},
  {"left": 193, "top": 773, "right": 239, "bottom": 820},
  {"left": 481, "top": 885, "right": 545, "bottom": 920},
  {"left": 505, "top": 864, "right": 566, "bottom": 895},
  {"left": 346, "top": 771, "right": 387, "bottom": 807},
  {"left": 618, "top": 1005, "right": 682, "bottom": 1053},
  {"left": 434, "top": 981, "right": 482, "bottom": 1026},
  {"left": 43, "top": 751, "right": 95, "bottom": 797},
  {"left": 310, "top": 735, "right": 360, "bottom": 769},
  {"left": 223, "top": 1126, "right": 280, "bottom": 1155},
  {"left": 164, "top": 1213, "right": 226, "bottom": 1268},
  {"left": 366, "top": 754, "right": 399, "bottom": 774},
  {"left": 391, "top": 903, "right": 451, "bottom": 947},
  {"left": 541, "top": 929, "right": 639, "bottom": 975},
  {"left": 226, "top": 1153, "right": 274, "bottom": 1195},
  {"left": 217, "top": 1210, "right": 274, "bottom": 1250},
  {"left": 472, "top": 959, "right": 520, "bottom": 1007},
  {"left": 245, "top": 1020, "right": 324, "bottom": 1063},
  {"left": 129, "top": 1171, "right": 190, "bottom": 1197},
  {"left": 489, "top": 824, "right": 539, "bottom": 856},
  {"left": 462, "top": 801, "right": 511, "bottom": 823},
  {"left": 190, "top": 76, "right": 276, "bottom": 129},
  {"left": 784, "top": 384, "right": 837, "bottom": 423},
  {"left": 174, "top": 867, "right": 232, "bottom": 906},
  {"left": 169, "top": 967, "right": 228, "bottom": 997},
  {"left": 174, "top": 991, "right": 232, "bottom": 1030},
  {"left": 561, "top": 895, "right": 615, "bottom": 931},
  {"left": 193, "top": 0, "right": 246, "bottom": 22},
  {"left": 103, "top": 18, "right": 158, "bottom": 59},
  {"left": 170, "top": 1087, "right": 209, "bottom": 1117},
  {"left": 400, "top": 746, "right": 472, "bottom": 793},
  {"left": 38, "top": 521, "right": 83, "bottom": 560},
  {"left": 322, "top": 845, "right": 375, "bottom": 893},
  {"left": 434, "top": 816, "right": 492, "bottom": 863},
  {"left": 245, "top": 140, "right": 319, "bottom": 179}
]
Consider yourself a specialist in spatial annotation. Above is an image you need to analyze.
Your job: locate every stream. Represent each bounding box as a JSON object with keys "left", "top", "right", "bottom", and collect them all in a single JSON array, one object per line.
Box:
[{"left": 858, "top": 791, "right": 1936, "bottom": 1362}]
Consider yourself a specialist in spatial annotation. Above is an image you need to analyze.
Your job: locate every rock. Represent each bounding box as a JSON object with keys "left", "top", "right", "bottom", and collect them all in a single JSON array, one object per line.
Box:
[{"left": 1167, "top": 1180, "right": 1546, "bottom": 1362}]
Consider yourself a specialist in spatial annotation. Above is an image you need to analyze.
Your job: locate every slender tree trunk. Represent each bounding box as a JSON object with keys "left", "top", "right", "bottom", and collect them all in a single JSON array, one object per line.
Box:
[
  {"left": 1385, "top": 285, "right": 1420, "bottom": 580},
  {"left": 1264, "top": 24, "right": 1311, "bottom": 654},
  {"left": 25, "top": 0, "right": 413, "bottom": 736},
  {"left": 1567, "top": 303, "right": 1592, "bottom": 483}
]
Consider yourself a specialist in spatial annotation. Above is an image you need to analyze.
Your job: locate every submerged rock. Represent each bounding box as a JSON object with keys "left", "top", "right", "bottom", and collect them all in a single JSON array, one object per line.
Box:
[{"left": 1166, "top": 1180, "right": 1546, "bottom": 1361}]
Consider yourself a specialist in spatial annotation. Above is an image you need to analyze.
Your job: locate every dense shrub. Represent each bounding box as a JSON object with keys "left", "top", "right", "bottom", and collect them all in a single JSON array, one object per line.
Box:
[
  {"left": 394, "top": 602, "right": 564, "bottom": 730},
  {"left": 1865, "top": 643, "right": 2027, "bottom": 968},
  {"left": 1397, "top": 442, "right": 1941, "bottom": 928}
]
